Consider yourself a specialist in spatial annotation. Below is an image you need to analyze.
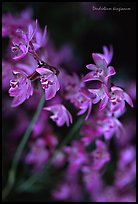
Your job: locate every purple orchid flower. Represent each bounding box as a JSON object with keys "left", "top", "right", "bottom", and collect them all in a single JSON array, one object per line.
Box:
[
  {"left": 52, "top": 183, "right": 70, "bottom": 201},
  {"left": 81, "top": 117, "right": 102, "bottom": 145},
  {"left": 63, "top": 140, "right": 88, "bottom": 173},
  {"left": 43, "top": 104, "right": 72, "bottom": 126},
  {"left": 82, "top": 166, "right": 103, "bottom": 195},
  {"left": 25, "top": 138, "right": 49, "bottom": 171},
  {"left": 36, "top": 68, "right": 60, "bottom": 100},
  {"left": 88, "top": 83, "right": 109, "bottom": 110},
  {"left": 70, "top": 88, "right": 93, "bottom": 120},
  {"left": 11, "top": 19, "right": 38, "bottom": 60},
  {"left": 109, "top": 86, "right": 134, "bottom": 117},
  {"left": 9, "top": 69, "right": 33, "bottom": 107},
  {"left": 97, "top": 115, "right": 125, "bottom": 140},
  {"left": 59, "top": 72, "right": 92, "bottom": 120},
  {"left": 91, "top": 140, "right": 110, "bottom": 170},
  {"left": 52, "top": 177, "right": 82, "bottom": 201},
  {"left": 114, "top": 146, "right": 136, "bottom": 189},
  {"left": 83, "top": 53, "right": 116, "bottom": 84},
  {"left": 60, "top": 72, "right": 84, "bottom": 99}
]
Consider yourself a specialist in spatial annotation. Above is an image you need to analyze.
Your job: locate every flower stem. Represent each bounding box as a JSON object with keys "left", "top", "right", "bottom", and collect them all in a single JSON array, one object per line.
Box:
[
  {"left": 2, "top": 95, "right": 45, "bottom": 200},
  {"left": 16, "top": 115, "right": 85, "bottom": 192}
]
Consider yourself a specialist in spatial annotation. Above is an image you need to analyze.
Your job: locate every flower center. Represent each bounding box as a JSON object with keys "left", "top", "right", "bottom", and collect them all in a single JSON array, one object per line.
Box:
[
  {"left": 40, "top": 76, "right": 54, "bottom": 89},
  {"left": 11, "top": 45, "right": 19, "bottom": 52},
  {"left": 111, "top": 93, "right": 122, "bottom": 104},
  {"left": 10, "top": 79, "right": 19, "bottom": 88},
  {"left": 93, "top": 69, "right": 103, "bottom": 77}
]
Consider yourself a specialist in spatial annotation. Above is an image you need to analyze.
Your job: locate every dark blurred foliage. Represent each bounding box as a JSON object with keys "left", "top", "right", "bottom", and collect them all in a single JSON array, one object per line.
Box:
[{"left": 2, "top": 2, "right": 136, "bottom": 202}]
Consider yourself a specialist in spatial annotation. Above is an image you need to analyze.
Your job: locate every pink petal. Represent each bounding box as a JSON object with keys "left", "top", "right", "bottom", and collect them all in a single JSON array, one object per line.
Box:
[
  {"left": 36, "top": 68, "right": 53, "bottom": 75},
  {"left": 85, "top": 101, "right": 92, "bottom": 120},
  {"left": 124, "top": 92, "right": 134, "bottom": 107},
  {"left": 45, "top": 85, "right": 57, "bottom": 100},
  {"left": 28, "top": 19, "right": 37, "bottom": 41},
  {"left": 111, "top": 86, "right": 123, "bottom": 92},
  {"left": 43, "top": 106, "right": 53, "bottom": 112},
  {"left": 67, "top": 110, "right": 73, "bottom": 124},
  {"left": 26, "top": 80, "right": 33, "bottom": 99},
  {"left": 55, "top": 77, "right": 60, "bottom": 91},
  {"left": 103, "top": 84, "right": 110, "bottom": 97},
  {"left": 107, "top": 66, "right": 116, "bottom": 77},
  {"left": 28, "top": 24, "right": 34, "bottom": 40},
  {"left": 86, "top": 64, "right": 97, "bottom": 70},
  {"left": 92, "top": 53, "right": 107, "bottom": 68},
  {"left": 115, "top": 119, "right": 126, "bottom": 139},
  {"left": 77, "top": 108, "right": 87, "bottom": 116},
  {"left": 9, "top": 87, "right": 19, "bottom": 97},
  {"left": 99, "top": 95, "right": 109, "bottom": 111},
  {"left": 11, "top": 94, "right": 26, "bottom": 107},
  {"left": 33, "top": 43, "right": 41, "bottom": 50},
  {"left": 13, "top": 51, "right": 27, "bottom": 61},
  {"left": 42, "top": 26, "right": 47, "bottom": 44},
  {"left": 103, "top": 45, "right": 113, "bottom": 64},
  {"left": 104, "top": 130, "right": 114, "bottom": 140},
  {"left": 12, "top": 68, "right": 28, "bottom": 77}
]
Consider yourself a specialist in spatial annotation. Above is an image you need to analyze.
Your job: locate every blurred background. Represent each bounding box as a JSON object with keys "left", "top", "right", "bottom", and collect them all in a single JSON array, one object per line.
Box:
[{"left": 2, "top": 2, "right": 136, "bottom": 202}]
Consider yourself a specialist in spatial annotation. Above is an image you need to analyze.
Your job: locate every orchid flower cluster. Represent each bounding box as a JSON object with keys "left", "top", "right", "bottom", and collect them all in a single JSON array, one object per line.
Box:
[{"left": 2, "top": 9, "right": 136, "bottom": 202}]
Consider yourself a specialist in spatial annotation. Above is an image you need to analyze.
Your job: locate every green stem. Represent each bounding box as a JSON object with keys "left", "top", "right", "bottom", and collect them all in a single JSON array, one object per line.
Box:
[
  {"left": 16, "top": 115, "right": 85, "bottom": 192},
  {"left": 2, "top": 95, "right": 45, "bottom": 200},
  {"left": 57, "top": 115, "right": 85, "bottom": 149}
]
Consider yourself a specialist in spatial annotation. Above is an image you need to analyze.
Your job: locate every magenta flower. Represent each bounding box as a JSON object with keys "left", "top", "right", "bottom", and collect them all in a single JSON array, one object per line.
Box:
[
  {"left": 109, "top": 86, "right": 134, "bottom": 117},
  {"left": 82, "top": 166, "right": 103, "bottom": 195},
  {"left": 9, "top": 69, "right": 33, "bottom": 107},
  {"left": 115, "top": 146, "right": 136, "bottom": 189},
  {"left": 52, "top": 183, "right": 70, "bottom": 201},
  {"left": 97, "top": 115, "right": 125, "bottom": 139},
  {"left": 11, "top": 20, "right": 38, "bottom": 60},
  {"left": 11, "top": 40, "right": 29, "bottom": 61},
  {"left": 43, "top": 104, "right": 72, "bottom": 126},
  {"left": 52, "top": 177, "right": 82, "bottom": 201},
  {"left": 88, "top": 83, "right": 109, "bottom": 110},
  {"left": 94, "top": 186, "right": 117, "bottom": 202},
  {"left": 70, "top": 88, "right": 92, "bottom": 120},
  {"left": 96, "top": 45, "right": 113, "bottom": 65},
  {"left": 81, "top": 117, "right": 102, "bottom": 145},
  {"left": 91, "top": 140, "right": 110, "bottom": 170},
  {"left": 60, "top": 72, "right": 84, "bottom": 98},
  {"left": 63, "top": 141, "right": 88, "bottom": 173},
  {"left": 36, "top": 68, "right": 60, "bottom": 100},
  {"left": 83, "top": 53, "right": 116, "bottom": 84},
  {"left": 25, "top": 138, "right": 49, "bottom": 171},
  {"left": 43, "top": 131, "right": 58, "bottom": 150}
]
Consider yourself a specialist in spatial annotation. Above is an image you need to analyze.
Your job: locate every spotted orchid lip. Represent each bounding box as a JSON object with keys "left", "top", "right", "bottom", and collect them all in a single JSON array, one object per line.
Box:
[{"left": 10, "top": 79, "right": 19, "bottom": 88}]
